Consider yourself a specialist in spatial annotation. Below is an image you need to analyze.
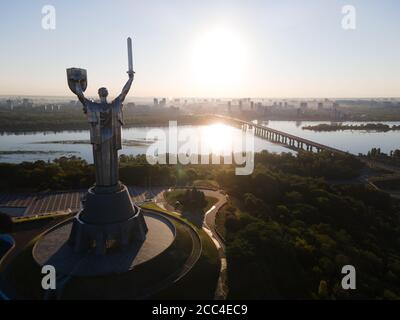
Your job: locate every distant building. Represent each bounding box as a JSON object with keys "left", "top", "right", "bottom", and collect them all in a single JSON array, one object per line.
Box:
[
  {"left": 6, "top": 99, "right": 13, "bottom": 110},
  {"left": 153, "top": 98, "right": 158, "bottom": 106},
  {"left": 22, "top": 98, "right": 33, "bottom": 108}
]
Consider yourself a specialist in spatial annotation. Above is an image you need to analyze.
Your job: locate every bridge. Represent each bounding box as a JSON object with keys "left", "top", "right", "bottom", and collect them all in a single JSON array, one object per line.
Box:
[{"left": 213, "top": 114, "right": 348, "bottom": 155}]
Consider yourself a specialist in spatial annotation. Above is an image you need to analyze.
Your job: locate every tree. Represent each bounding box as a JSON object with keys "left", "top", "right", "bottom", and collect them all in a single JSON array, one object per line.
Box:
[
  {"left": 318, "top": 280, "right": 329, "bottom": 299},
  {"left": 0, "top": 212, "right": 13, "bottom": 233}
]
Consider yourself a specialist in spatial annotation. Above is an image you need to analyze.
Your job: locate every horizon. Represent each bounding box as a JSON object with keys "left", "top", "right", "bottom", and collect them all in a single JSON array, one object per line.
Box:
[
  {"left": 1, "top": 1, "right": 400, "bottom": 98},
  {"left": 2, "top": 94, "right": 400, "bottom": 101}
]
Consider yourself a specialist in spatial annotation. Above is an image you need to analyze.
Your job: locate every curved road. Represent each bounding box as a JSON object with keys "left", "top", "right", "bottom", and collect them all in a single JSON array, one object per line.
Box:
[
  {"left": 138, "top": 210, "right": 202, "bottom": 300},
  {"left": 154, "top": 187, "right": 228, "bottom": 300},
  {"left": 0, "top": 186, "right": 228, "bottom": 299}
]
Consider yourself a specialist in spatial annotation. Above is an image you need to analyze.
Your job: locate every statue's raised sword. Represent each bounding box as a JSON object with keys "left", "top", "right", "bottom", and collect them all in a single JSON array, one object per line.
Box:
[{"left": 127, "top": 37, "right": 134, "bottom": 73}]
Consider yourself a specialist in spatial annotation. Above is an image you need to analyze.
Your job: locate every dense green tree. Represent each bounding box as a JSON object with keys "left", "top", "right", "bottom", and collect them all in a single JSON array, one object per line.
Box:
[
  {"left": 0, "top": 212, "right": 13, "bottom": 233},
  {"left": 219, "top": 151, "right": 400, "bottom": 299}
]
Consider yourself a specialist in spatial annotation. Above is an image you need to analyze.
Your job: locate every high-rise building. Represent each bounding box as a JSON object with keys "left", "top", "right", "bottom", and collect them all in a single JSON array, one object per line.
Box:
[
  {"left": 22, "top": 98, "right": 33, "bottom": 108},
  {"left": 6, "top": 99, "right": 13, "bottom": 110}
]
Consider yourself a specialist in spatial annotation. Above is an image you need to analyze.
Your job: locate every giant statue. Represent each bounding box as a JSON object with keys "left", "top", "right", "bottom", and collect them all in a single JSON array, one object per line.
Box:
[
  {"left": 66, "top": 38, "right": 147, "bottom": 254},
  {"left": 67, "top": 38, "right": 134, "bottom": 190}
]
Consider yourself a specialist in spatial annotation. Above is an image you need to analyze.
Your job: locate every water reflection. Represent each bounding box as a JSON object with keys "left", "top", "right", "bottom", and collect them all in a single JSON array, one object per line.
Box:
[
  {"left": 1, "top": 121, "right": 399, "bottom": 163},
  {"left": 201, "top": 123, "right": 234, "bottom": 155}
]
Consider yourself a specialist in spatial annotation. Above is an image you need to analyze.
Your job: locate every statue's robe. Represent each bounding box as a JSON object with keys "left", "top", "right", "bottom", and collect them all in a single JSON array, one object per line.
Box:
[{"left": 86, "top": 97, "right": 123, "bottom": 187}]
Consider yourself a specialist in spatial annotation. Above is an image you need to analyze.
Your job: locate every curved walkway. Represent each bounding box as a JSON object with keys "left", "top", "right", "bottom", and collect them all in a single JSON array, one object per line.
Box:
[
  {"left": 154, "top": 187, "right": 228, "bottom": 300},
  {"left": 0, "top": 186, "right": 222, "bottom": 299},
  {"left": 138, "top": 209, "right": 202, "bottom": 299}
]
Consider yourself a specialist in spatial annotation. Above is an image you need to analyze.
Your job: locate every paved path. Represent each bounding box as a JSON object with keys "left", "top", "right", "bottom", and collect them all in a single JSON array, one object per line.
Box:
[
  {"left": 360, "top": 158, "right": 400, "bottom": 174},
  {"left": 0, "top": 186, "right": 165, "bottom": 218},
  {"left": 201, "top": 190, "right": 228, "bottom": 300},
  {"left": 138, "top": 209, "right": 202, "bottom": 300},
  {"left": 0, "top": 186, "right": 228, "bottom": 299},
  {"left": 0, "top": 191, "right": 84, "bottom": 217},
  {"left": 154, "top": 187, "right": 229, "bottom": 300}
]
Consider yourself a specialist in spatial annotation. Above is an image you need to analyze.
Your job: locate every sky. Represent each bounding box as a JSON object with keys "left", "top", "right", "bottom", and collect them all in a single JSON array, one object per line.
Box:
[{"left": 1, "top": 0, "right": 400, "bottom": 99}]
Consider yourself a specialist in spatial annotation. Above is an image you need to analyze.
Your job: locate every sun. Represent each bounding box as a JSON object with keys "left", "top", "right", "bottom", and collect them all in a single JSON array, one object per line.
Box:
[
  {"left": 190, "top": 25, "right": 248, "bottom": 95},
  {"left": 202, "top": 123, "right": 233, "bottom": 155}
]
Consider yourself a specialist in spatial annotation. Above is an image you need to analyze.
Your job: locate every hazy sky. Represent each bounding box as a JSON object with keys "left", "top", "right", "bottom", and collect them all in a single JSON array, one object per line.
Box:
[{"left": 1, "top": 0, "right": 400, "bottom": 98}]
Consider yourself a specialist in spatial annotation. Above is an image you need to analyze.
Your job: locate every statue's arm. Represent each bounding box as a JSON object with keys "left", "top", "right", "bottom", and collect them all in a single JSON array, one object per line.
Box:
[
  {"left": 116, "top": 71, "right": 134, "bottom": 104},
  {"left": 75, "top": 83, "right": 89, "bottom": 113}
]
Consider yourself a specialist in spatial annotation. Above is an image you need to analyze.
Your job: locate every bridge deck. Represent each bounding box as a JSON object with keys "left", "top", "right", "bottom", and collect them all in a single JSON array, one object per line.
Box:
[{"left": 213, "top": 114, "right": 348, "bottom": 155}]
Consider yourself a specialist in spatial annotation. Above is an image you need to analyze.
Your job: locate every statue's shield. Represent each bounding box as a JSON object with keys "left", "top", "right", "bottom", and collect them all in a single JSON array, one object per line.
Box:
[{"left": 66, "top": 68, "right": 87, "bottom": 94}]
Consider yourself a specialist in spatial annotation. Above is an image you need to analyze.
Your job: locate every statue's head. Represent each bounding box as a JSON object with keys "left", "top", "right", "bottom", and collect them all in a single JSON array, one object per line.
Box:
[{"left": 98, "top": 87, "right": 109, "bottom": 100}]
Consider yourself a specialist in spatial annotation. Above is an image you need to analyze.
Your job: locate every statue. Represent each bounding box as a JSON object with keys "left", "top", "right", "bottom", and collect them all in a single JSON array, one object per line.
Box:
[
  {"left": 65, "top": 38, "right": 147, "bottom": 255},
  {"left": 67, "top": 38, "right": 134, "bottom": 190}
]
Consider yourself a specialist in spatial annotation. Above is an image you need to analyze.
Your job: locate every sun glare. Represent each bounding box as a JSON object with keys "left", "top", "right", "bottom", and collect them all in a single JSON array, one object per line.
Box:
[
  {"left": 190, "top": 26, "right": 247, "bottom": 94},
  {"left": 201, "top": 123, "right": 233, "bottom": 155}
]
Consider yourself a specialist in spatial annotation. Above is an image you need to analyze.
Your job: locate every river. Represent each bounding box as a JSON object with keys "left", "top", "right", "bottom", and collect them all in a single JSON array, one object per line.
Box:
[{"left": 0, "top": 121, "right": 399, "bottom": 163}]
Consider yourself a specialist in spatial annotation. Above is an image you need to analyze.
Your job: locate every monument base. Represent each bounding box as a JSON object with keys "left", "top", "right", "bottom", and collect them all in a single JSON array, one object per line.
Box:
[
  {"left": 68, "top": 183, "right": 148, "bottom": 254},
  {"left": 3, "top": 208, "right": 206, "bottom": 299},
  {"left": 33, "top": 212, "right": 176, "bottom": 276}
]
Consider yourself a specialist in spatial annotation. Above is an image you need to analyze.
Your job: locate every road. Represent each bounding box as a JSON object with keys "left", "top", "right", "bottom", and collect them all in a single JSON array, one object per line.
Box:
[
  {"left": 201, "top": 190, "right": 228, "bottom": 300},
  {"left": 361, "top": 158, "right": 400, "bottom": 174},
  {"left": 154, "top": 187, "right": 229, "bottom": 300},
  {"left": 0, "top": 186, "right": 229, "bottom": 299}
]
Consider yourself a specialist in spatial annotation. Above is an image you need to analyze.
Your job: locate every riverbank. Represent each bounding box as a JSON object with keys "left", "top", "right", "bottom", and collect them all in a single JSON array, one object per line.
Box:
[
  {"left": 0, "top": 111, "right": 217, "bottom": 134},
  {"left": 303, "top": 123, "right": 400, "bottom": 132}
]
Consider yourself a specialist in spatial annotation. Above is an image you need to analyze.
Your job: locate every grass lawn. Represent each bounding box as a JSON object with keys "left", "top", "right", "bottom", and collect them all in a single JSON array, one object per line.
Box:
[
  {"left": 205, "top": 196, "right": 219, "bottom": 212},
  {"left": 147, "top": 203, "right": 220, "bottom": 299},
  {"left": 153, "top": 228, "right": 220, "bottom": 299},
  {"left": 215, "top": 205, "right": 227, "bottom": 240},
  {"left": 164, "top": 189, "right": 218, "bottom": 227},
  {"left": 0, "top": 215, "right": 71, "bottom": 299},
  {"left": 61, "top": 215, "right": 193, "bottom": 300},
  {"left": 141, "top": 202, "right": 182, "bottom": 219},
  {"left": 165, "top": 189, "right": 185, "bottom": 208},
  {"left": 1, "top": 204, "right": 220, "bottom": 299},
  {"left": 2, "top": 212, "right": 193, "bottom": 300},
  {"left": 192, "top": 179, "right": 219, "bottom": 189},
  {"left": 165, "top": 189, "right": 219, "bottom": 212}
]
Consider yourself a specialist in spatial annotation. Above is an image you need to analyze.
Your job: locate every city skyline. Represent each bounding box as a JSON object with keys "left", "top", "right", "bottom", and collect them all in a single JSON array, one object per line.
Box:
[{"left": 1, "top": 0, "right": 400, "bottom": 98}]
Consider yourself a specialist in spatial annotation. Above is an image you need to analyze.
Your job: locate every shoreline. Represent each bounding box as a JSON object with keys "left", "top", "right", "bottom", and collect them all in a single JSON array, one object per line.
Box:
[
  {"left": 2, "top": 118, "right": 400, "bottom": 135},
  {"left": 302, "top": 123, "right": 400, "bottom": 132}
]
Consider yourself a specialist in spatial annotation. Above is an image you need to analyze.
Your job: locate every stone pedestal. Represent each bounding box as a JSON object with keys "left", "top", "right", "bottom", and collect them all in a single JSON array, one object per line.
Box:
[{"left": 68, "top": 184, "right": 148, "bottom": 254}]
